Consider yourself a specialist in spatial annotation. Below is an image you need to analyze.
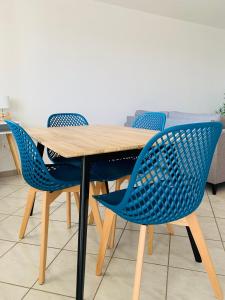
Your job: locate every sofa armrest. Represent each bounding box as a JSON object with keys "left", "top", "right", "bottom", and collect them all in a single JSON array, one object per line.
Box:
[
  {"left": 208, "top": 129, "right": 225, "bottom": 184},
  {"left": 124, "top": 116, "right": 135, "bottom": 127}
]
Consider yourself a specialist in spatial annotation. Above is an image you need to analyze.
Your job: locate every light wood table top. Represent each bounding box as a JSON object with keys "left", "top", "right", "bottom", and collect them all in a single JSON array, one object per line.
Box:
[{"left": 27, "top": 125, "right": 158, "bottom": 158}]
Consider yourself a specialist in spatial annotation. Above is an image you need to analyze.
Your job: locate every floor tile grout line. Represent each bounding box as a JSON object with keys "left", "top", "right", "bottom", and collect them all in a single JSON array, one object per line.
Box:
[
  {"left": 93, "top": 221, "right": 128, "bottom": 299},
  {"left": 165, "top": 233, "right": 171, "bottom": 300},
  {"left": 0, "top": 279, "right": 31, "bottom": 289},
  {"left": 0, "top": 240, "right": 18, "bottom": 259},
  {"left": 168, "top": 264, "right": 225, "bottom": 277},
  {"left": 17, "top": 240, "right": 67, "bottom": 251},
  {"left": 27, "top": 288, "right": 75, "bottom": 299},
  {"left": 61, "top": 228, "right": 79, "bottom": 251},
  {"left": 91, "top": 250, "right": 225, "bottom": 277},
  {"left": 206, "top": 190, "right": 225, "bottom": 251},
  {"left": 112, "top": 227, "right": 223, "bottom": 242},
  {"left": 0, "top": 185, "right": 28, "bottom": 201}
]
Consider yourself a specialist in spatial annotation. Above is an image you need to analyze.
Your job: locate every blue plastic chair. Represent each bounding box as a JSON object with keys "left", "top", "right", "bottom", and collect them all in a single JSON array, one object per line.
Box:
[
  {"left": 115, "top": 111, "right": 167, "bottom": 187},
  {"left": 6, "top": 120, "right": 81, "bottom": 192},
  {"left": 4, "top": 120, "right": 101, "bottom": 285},
  {"left": 132, "top": 112, "right": 166, "bottom": 131},
  {"left": 47, "top": 113, "right": 88, "bottom": 166},
  {"left": 94, "top": 122, "right": 223, "bottom": 300}
]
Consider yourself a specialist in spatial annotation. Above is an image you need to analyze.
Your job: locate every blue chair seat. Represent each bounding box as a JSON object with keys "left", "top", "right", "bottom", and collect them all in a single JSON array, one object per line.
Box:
[
  {"left": 95, "top": 188, "right": 127, "bottom": 206},
  {"left": 50, "top": 157, "right": 136, "bottom": 182},
  {"left": 46, "top": 164, "right": 81, "bottom": 184},
  {"left": 91, "top": 158, "right": 136, "bottom": 181}
]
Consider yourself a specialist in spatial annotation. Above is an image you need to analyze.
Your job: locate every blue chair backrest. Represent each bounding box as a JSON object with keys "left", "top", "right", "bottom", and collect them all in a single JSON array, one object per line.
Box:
[
  {"left": 116, "top": 122, "right": 222, "bottom": 225},
  {"left": 132, "top": 112, "right": 166, "bottom": 131},
  {"left": 47, "top": 113, "right": 88, "bottom": 128},
  {"left": 5, "top": 120, "right": 68, "bottom": 191},
  {"left": 47, "top": 113, "right": 88, "bottom": 161}
]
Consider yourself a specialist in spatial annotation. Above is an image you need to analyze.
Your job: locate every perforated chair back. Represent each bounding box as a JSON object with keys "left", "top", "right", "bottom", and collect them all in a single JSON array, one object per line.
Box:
[
  {"left": 47, "top": 113, "right": 88, "bottom": 161},
  {"left": 132, "top": 112, "right": 166, "bottom": 131},
  {"left": 110, "top": 122, "right": 222, "bottom": 225},
  {"left": 5, "top": 120, "right": 75, "bottom": 191}
]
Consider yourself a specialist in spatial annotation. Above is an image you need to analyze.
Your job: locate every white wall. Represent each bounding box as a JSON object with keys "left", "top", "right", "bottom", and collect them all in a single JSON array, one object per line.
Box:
[
  {"left": 1, "top": 0, "right": 225, "bottom": 171},
  {"left": 0, "top": 0, "right": 19, "bottom": 171}
]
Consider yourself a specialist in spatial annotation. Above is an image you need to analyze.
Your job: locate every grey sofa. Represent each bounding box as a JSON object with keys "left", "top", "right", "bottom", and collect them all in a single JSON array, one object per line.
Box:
[{"left": 125, "top": 110, "right": 225, "bottom": 195}]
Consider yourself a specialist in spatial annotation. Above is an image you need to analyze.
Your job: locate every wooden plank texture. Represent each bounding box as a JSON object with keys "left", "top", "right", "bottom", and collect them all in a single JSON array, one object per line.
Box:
[{"left": 27, "top": 125, "right": 157, "bottom": 158}]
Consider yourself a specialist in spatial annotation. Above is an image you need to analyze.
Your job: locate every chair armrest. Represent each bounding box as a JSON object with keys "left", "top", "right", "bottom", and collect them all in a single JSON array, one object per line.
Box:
[{"left": 124, "top": 116, "right": 135, "bottom": 127}]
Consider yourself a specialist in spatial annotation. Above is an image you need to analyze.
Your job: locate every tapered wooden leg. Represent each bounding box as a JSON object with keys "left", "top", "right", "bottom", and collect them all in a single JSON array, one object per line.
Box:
[
  {"left": 108, "top": 179, "right": 121, "bottom": 249},
  {"left": 133, "top": 225, "right": 147, "bottom": 300},
  {"left": 39, "top": 192, "right": 50, "bottom": 285},
  {"left": 108, "top": 215, "right": 117, "bottom": 249},
  {"left": 66, "top": 192, "right": 71, "bottom": 229},
  {"left": 19, "top": 188, "right": 37, "bottom": 239},
  {"left": 89, "top": 198, "right": 103, "bottom": 236},
  {"left": 96, "top": 208, "right": 115, "bottom": 276},
  {"left": 88, "top": 182, "right": 101, "bottom": 225},
  {"left": 148, "top": 225, "right": 154, "bottom": 255},
  {"left": 186, "top": 213, "right": 223, "bottom": 300},
  {"left": 89, "top": 183, "right": 102, "bottom": 236},
  {"left": 88, "top": 211, "right": 94, "bottom": 225},
  {"left": 166, "top": 224, "right": 174, "bottom": 235},
  {"left": 100, "top": 182, "right": 107, "bottom": 194},
  {"left": 74, "top": 192, "right": 80, "bottom": 210}
]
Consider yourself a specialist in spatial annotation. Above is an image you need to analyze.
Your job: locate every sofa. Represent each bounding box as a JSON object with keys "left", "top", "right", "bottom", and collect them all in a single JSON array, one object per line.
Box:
[{"left": 125, "top": 110, "right": 225, "bottom": 195}]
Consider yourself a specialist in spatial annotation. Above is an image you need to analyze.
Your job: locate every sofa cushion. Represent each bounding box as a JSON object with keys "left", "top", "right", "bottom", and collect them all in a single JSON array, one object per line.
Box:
[
  {"left": 135, "top": 110, "right": 169, "bottom": 118},
  {"left": 166, "top": 111, "right": 221, "bottom": 128},
  {"left": 168, "top": 111, "right": 220, "bottom": 122}
]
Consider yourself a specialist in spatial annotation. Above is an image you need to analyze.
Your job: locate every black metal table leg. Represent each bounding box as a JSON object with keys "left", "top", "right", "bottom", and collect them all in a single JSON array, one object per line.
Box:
[
  {"left": 76, "top": 156, "right": 90, "bottom": 300},
  {"left": 30, "top": 143, "right": 45, "bottom": 216},
  {"left": 186, "top": 226, "right": 202, "bottom": 263}
]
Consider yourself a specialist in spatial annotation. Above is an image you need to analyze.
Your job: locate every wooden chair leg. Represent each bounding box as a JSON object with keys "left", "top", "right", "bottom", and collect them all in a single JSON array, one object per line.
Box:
[
  {"left": 88, "top": 182, "right": 101, "bottom": 225},
  {"left": 89, "top": 198, "right": 103, "bottom": 236},
  {"left": 148, "top": 225, "right": 154, "bottom": 255},
  {"left": 19, "top": 188, "right": 37, "bottom": 239},
  {"left": 88, "top": 211, "right": 94, "bottom": 225},
  {"left": 89, "top": 183, "right": 103, "bottom": 236},
  {"left": 100, "top": 182, "right": 107, "bottom": 194},
  {"left": 72, "top": 187, "right": 99, "bottom": 226},
  {"left": 66, "top": 192, "right": 71, "bottom": 229},
  {"left": 108, "top": 179, "right": 121, "bottom": 249},
  {"left": 133, "top": 225, "right": 147, "bottom": 300},
  {"left": 39, "top": 192, "right": 50, "bottom": 285},
  {"left": 108, "top": 215, "right": 117, "bottom": 249},
  {"left": 96, "top": 208, "right": 115, "bottom": 276},
  {"left": 73, "top": 192, "right": 80, "bottom": 210},
  {"left": 166, "top": 224, "right": 174, "bottom": 235},
  {"left": 186, "top": 213, "right": 223, "bottom": 300}
]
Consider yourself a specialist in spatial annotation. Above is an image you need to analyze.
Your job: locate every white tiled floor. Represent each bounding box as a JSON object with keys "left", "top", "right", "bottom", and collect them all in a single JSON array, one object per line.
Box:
[{"left": 0, "top": 175, "right": 225, "bottom": 299}]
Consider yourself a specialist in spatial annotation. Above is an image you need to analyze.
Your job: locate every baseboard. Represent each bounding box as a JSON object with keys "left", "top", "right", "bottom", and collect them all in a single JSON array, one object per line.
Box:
[{"left": 0, "top": 169, "right": 18, "bottom": 177}]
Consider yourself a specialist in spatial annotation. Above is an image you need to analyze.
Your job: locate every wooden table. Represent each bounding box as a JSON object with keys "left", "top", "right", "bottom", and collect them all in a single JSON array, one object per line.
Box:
[
  {"left": 27, "top": 124, "right": 202, "bottom": 299},
  {"left": 28, "top": 125, "right": 156, "bottom": 299}
]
